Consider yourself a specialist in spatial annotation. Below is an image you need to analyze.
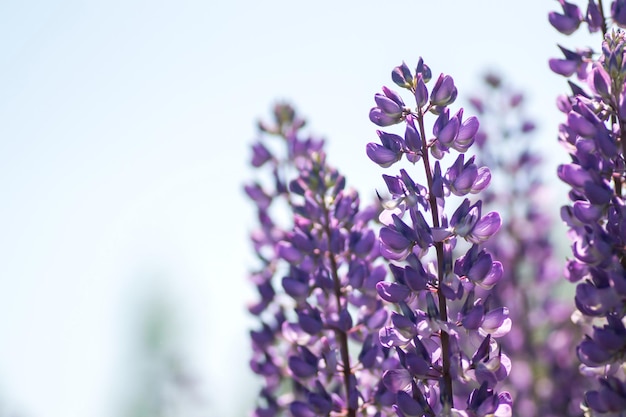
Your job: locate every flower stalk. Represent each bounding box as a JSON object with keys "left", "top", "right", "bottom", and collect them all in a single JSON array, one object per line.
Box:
[
  {"left": 550, "top": 1, "right": 626, "bottom": 414},
  {"left": 367, "top": 58, "right": 512, "bottom": 416}
]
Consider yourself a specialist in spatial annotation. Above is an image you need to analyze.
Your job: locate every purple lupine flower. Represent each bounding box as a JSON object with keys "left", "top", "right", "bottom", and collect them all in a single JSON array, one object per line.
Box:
[
  {"left": 584, "top": 377, "right": 626, "bottom": 413},
  {"left": 245, "top": 104, "right": 327, "bottom": 417},
  {"left": 366, "top": 59, "right": 511, "bottom": 416},
  {"left": 612, "top": 0, "right": 626, "bottom": 27},
  {"left": 246, "top": 104, "right": 402, "bottom": 416},
  {"left": 549, "top": 45, "right": 594, "bottom": 78},
  {"left": 587, "top": 0, "right": 605, "bottom": 32},
  {"left": 370, "top": 86, "right": 408, "bottom": 126},
  {"left": 549, "top": 0, "right": 584, "bottom": 34},
  {"left": 444, "top": 154, "right": 491, "bottom": 196},
  {"left": 551, "top": 4, "right": 626, "bottom": 409},
  {"left": 468, "top": 72, "right": 587, "bottom": 416},
  {"left": 367, "top": 130, "right": 405, "bottom": 168},
  {"left": 430, "top": 74, "right": 458, "bottom": 107}
]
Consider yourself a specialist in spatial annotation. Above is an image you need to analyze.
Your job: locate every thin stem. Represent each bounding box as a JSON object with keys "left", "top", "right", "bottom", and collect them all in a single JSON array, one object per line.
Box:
[
  {"left": 319, "top": 189, "right": 355, "bottom": 417},
  {"left": 599, "top": 0, "right": 609, "bottom": 36},
  {"left": 618, "top": 120, "right": 626, "bottom": 172},
  {"left": 416, "top": 110, "right": 453, "bottom": 412}
]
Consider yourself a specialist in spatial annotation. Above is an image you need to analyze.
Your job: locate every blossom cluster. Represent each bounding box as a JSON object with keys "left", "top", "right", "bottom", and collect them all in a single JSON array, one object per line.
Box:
[
  {"left": 246, "top": 104, "right": 395, "bottom": 416},
  {"left": 366, "top": 59, "right": 511, "bottom": 417},
  {"left": 243, "top": 3, "right": 626, "bottom": 416},
  {"left": 550, "top": 1, "right": 626, "bottom": 415}
]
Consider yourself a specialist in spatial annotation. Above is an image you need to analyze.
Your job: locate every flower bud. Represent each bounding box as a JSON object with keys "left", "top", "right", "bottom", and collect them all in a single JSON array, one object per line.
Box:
[
  {"left": 430, "top": 74, "right": 458, "bottom": 106},
  {"left": 414, "top": 74, "right": 429, "bottom": 108},
  {"left": 415, "top": 57, "right": 432, "bottom": 83},
  {"left": 392, "top": 61, "right": 414, "bottom": 89}
]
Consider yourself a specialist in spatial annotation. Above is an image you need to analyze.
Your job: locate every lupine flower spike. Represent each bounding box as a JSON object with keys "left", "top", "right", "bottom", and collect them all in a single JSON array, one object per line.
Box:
[
  {"left": 550, "top": 1, "right": 626, "bottom": 415},
  {"left": 246, "top": 104, "right": 407, "bottom": 416},
  {"left": 366, "top": 58, "right": 512, "bottom": 417}
]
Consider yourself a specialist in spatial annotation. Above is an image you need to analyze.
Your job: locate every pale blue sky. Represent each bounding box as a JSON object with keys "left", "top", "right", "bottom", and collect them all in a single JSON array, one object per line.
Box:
[{"left": 0, "top": 1, "right": 597, "bottom": 416}]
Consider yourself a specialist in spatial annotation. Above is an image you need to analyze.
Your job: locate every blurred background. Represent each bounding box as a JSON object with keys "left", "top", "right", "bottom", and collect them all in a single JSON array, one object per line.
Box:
[{"left": 0, "top": 1, "right": 596, "bottom": 416}]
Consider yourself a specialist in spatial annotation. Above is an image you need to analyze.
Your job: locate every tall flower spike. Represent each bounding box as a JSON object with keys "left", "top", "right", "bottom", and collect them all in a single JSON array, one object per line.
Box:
[
  {"left": 551, "top": 3, "right": 626, "bottom": 412},
  {"left": 246, "top": 104, "right": 401, "bottom": 416},
  {"left": 366, "top": 58, "right": 511, "bottom": 416}
]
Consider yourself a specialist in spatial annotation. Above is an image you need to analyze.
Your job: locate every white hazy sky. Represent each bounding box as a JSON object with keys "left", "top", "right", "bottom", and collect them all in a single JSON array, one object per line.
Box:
[{"left": 0, "top": 1, "right": 599, "bottom": 417}]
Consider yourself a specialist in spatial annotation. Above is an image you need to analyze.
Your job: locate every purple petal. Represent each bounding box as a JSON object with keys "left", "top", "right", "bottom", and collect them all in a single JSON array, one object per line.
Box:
[
  {"left": 586, "top": 0, "right": 603, "bottom": 32},
  {"left": 578, "top": 338, "right": 612, "bottom": 366},
  {"left": 457, "top": 115, "right": 479, "bottom": 142},
  {"left": 289, "top": 402, "right": 317, "bottom": 417},
  {"left": 397, "top": 390, "right": 425, "bottom": 416},
  {"left": 370, "top": 107, "right": 400, "bottom": 126},
  {"left": 382, "top": 369, "right": 412, "bottom": 392},
  {"left": 392, "top": 61, "right": 414, "bottom": 88},
  {"left": 404, "top": 115, "right": 423, "bottom": 152},
  {"left": 568, "top": 111, "right": 597, "bottom": 137},
  {"left": 613, "top": 0, "right": 626, "bottom": 27},
  {"left": 549, "top": 58, "right": 578, "bottom": 76},
  {"left": 376, "top": 281, "right": 410, "bottom": 303},
  {"left": 366, "top": 142, "right": 401, "bottom": 168},
  {"left": 288, "top": 355, "right": 318, "bottom": 379},
  {"left": 479, "top": 261, "right": 503, "bottom": 289},
  {"left": 461, "top": 304, "right": 485, "bottom": 330},
  {"left": 375, "top": 93, "right": 403, "bottom": 116},
  {"left": 379, "top": 326, "right": 411, "bottom": 348},
  {"left": 414, "top": 74, "right": 428, "bottom": 108},
  {"left": 467, "top": 211, "right": 501, "bottom": 243},
  {"left": 430, "top": 73, "right": 458, "bottom": 106},
  {"left": 380, "top": 226, "right": 412, "bottom": 251}
]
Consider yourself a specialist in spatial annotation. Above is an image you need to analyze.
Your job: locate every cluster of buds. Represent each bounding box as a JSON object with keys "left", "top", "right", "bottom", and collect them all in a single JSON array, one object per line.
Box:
[{"left": 366, "top": 59, "right": 512, "bottom": 416}]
